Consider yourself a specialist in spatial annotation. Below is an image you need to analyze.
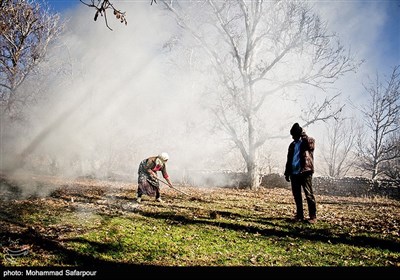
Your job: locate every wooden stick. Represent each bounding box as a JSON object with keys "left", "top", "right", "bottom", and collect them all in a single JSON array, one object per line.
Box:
[{"left": 155, "top": 177, "right": 192, "bottom": 197}]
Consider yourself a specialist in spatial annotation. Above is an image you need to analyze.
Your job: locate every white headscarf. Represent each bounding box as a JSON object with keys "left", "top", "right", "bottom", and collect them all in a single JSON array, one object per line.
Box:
[{"left": 156, "top": 152, "right": 169, "bottom": 166}]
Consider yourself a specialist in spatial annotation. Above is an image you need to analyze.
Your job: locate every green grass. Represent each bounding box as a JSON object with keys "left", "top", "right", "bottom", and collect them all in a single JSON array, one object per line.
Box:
[{"left": 0, "top": 175, "right": 399, "bottom": 268}]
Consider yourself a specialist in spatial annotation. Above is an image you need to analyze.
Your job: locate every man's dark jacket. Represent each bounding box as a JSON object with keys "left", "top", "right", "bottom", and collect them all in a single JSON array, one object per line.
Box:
[{"left": 284, "top": 133, "right": 315, "bottom": 177}]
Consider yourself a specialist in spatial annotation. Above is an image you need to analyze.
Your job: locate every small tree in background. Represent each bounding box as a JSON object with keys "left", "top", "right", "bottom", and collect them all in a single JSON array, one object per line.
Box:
[
  {"left": 380, "top": 132, "right": 400, "bottom": 183},
  {"left": 321, "top": 112, "right": 358, "bottom": 178},
  {"left": 356, "top": 65, "right": 400, "bottom": 180}
]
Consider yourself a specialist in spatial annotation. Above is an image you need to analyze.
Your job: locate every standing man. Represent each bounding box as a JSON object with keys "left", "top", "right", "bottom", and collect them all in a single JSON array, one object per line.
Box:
[
  {"left": 136, "top": 152, "right": 172, "bottom": 203},
  {"left": 284, "top": 123, "right": 317, "bottom": 223}
]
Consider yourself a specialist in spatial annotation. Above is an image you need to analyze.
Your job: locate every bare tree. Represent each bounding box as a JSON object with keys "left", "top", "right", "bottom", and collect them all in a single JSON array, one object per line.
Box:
[
  {"left": 156, "top": 0, "right": 358, "bottom": 189},
  {"left": 321, "top": 112, "right": 358, "bottom": 178},
  {"left": 357, "top": 65, "right": 400, "bottom": 180},
  {"left": 0, "top": 0, "right": 65, "bottom": 174},
  {"left": 382, "top": 140, "right": 400, "bottom": 183},
  {"left": 0, "top": 0, "right": 63, "bottom": 121},
  {"left": 380, "top": 132, "right": 400, "bottom": 183}
]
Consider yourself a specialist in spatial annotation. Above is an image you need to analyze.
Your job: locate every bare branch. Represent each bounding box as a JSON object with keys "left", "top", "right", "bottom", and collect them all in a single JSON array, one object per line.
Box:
[
  {"left": 301, "top": 93, "right": 344, "bottom": 128},
  {"left": 80, "top": 0, "right": 127, "bottom": 31}
]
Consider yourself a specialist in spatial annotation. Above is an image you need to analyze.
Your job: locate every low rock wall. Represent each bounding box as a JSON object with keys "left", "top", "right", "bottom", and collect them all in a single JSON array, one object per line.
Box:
[{"left": 261, "top": 174, "right": 399, "bottom": 199}]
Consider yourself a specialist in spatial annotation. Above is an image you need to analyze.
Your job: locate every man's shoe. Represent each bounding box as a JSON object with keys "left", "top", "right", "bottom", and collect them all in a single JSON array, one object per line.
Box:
[
  {"left": 156, "top": 197, "right": 163, "bottom": 203},
  {"left": 308, "top": 217, "right": 317, "bottom": 224}
]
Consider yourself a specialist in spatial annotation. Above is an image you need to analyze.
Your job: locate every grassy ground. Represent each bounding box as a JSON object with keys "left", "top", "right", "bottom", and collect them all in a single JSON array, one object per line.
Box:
[{"left": 0, "top": 174, "right": 399, "bottom": 271}]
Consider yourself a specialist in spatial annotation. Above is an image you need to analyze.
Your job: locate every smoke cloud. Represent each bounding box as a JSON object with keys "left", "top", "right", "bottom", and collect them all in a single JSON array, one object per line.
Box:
[{"left": 1, "top": 1, "right": 397, "bottom": 184}]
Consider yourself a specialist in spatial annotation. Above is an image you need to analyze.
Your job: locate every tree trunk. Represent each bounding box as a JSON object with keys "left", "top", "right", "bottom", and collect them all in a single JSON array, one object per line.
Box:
[{"left": 247, "top": 161, "right": 260, "bottom": 190}]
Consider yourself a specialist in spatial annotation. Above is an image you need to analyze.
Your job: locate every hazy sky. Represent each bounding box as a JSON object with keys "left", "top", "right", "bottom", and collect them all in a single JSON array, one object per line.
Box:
[
  {"left": 47, "top": 0, "right": 399, "bottom": 67},
  {"left": 18, "top": 0, "right": 399, "bottom": 178}
]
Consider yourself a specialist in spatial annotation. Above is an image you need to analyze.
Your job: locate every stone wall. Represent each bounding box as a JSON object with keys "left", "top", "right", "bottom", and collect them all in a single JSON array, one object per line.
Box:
[
  {"left": 261, "top": 174, "right": 399, "bottom": 199},
  {"left": 312, "top": 176, "right": 399, "bottom": 198}
]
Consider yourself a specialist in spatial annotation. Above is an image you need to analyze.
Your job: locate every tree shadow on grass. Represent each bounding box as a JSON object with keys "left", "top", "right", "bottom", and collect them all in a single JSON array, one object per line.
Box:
[
  {"left": 133, "top": 207, "right": 400, "bottom": 253},
  {"left": 1, "top": 230, "right": 143, "bottom": 268}
]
